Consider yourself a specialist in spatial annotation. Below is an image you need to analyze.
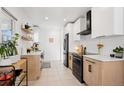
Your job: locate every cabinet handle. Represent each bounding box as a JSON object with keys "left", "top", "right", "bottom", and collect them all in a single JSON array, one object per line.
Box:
[
  {"left": 70, "top": 56, "right": 71, "bottom": 60},
  {"left": 86, "top": 59, "right": 95, "bottom": 64},
  {"left": 88, "top": 65, "right": 92, "bottom": 72}
]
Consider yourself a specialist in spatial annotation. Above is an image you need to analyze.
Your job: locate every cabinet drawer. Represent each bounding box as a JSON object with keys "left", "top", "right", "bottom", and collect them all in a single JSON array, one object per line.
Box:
[{"left": 84, "top": 57, "right": 101, "bottom": 64}]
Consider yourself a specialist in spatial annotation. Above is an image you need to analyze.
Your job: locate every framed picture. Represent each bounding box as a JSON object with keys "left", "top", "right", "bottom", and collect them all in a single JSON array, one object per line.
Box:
[{"left": 49, "top": 37, "right": 54, "bottom": 43}]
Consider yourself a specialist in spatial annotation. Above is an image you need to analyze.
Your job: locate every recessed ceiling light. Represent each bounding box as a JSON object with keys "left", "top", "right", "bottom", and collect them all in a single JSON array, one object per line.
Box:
[
  {"left": 45, "top": 17, "right": 48, "bottom": 20},
  {"left": 64, "top": 19, "right": 66, "bottom": 22}
]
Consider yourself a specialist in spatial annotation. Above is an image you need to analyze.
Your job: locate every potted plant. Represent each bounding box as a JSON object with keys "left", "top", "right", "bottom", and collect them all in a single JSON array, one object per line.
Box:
[
  {"left": 9, "top": 33, "right": 20, "bottom": 63},
  {"left": 0, "top": 42, "right": 9, "bottom": 59},
  {"left": 113, "top": 46, "right": 124, "bottom": 58},
  {"left": 0, "top": 42, "right": 12, "bottom": 65},
  {"left": 0, "top": 33, "right": 20, "bottom": 65}
]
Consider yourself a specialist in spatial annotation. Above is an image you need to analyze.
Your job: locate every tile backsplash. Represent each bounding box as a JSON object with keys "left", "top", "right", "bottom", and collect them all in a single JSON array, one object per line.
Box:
[{"left": 80, "top": 35, "right": 124, "bottom": 56}]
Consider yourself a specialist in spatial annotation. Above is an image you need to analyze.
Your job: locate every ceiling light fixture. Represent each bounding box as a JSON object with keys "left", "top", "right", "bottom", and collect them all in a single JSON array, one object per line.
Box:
[
  {"left": 45, "top": 17, "right": 49, "bottom": 20},
  {"left": 64, "top": 19, "right": 66, "bottom": 22}
]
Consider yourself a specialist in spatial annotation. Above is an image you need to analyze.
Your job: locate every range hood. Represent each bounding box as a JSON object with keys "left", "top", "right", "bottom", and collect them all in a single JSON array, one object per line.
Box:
[
  {"left": 78, "top": 10, "right": 91, "bottom": 35},
  {"left": 77, "top": 29, "right": 91, "bottom": 35}
]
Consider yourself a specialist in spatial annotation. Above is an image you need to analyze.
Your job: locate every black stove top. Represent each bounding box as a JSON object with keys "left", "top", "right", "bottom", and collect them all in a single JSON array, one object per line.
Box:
[{"left": 72, "top": 53, "right": 82, "bottom": 58}]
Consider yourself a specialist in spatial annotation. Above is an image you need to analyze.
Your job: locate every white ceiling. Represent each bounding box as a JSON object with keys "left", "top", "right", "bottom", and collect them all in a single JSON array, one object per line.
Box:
[{"left": 22, "top": 7, "right": 91, "bottom": 28}]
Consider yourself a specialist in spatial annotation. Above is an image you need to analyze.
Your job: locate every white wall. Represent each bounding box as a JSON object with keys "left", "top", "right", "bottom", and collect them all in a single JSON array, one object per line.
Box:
[
  {"left": 39, "top": 25, "right": 62, "bottom": 62},
  {"left": 80, "top": 35, "right": 124, "bottom": 55}
]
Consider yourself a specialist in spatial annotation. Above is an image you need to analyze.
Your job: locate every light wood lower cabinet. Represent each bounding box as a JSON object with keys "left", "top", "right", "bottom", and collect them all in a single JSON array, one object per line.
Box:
[
  {"left": 68, "top": 53, "right": 73, "bottom": 70},
  {"left": 21, "top": 55, "right": 41, "bottom": 81},
  {"left": 83, "top": 57, "right": 124, "bottom": 86}
]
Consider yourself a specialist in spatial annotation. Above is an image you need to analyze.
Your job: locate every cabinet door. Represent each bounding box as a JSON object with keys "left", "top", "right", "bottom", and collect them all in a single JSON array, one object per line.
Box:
[
  {"left": 64, "top": 25, "right": 68, "bottom": 35},
  {"left": 84, "top": 58, "right": 100, "bottom": 85},
  {"left": 83, "top": 58, "right": 91, "bottom": 85},
  {"left": 92, "top": 7, "right": 113, "bottom": 38},
  {"left": 80, "top": 18, "right": 86, "bottom": 31},
  {"left": 68, "top": 23, "right": 74, "bottom": 52},
  {"left": 73, "top": 18, "right": 84, "bottom": 41},
  {"left": 73, "top": 21, "right": 80, "bottom": 41},
  {"left": 64, "top": 24, "right": 69, "bottom": 34},
  {"left": 92, "top": 7, "right": 124, "bottom": 38},
  {"left": 89, "top": 61, "right": 100, "bottom": 85},
  {"left": 64, "top": 23, "right": 71, "bottom": 34}
]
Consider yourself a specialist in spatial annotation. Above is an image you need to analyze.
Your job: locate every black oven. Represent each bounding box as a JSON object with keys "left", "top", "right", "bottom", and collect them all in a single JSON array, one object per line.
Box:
[{"left": 72, "top": 53, "right": 84, "bottom": 83}]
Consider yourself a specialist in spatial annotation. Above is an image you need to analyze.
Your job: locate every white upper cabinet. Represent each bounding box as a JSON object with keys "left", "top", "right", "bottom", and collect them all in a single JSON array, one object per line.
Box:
[
  {"left": 73, "top": 18, "right": 86, "bottom": 41},
  {"left": 64, "top": 23, "right": 69, "bottom": 34},
  {"left": 68, "top": 23, "right": 74, "bottom": 52},
  {"left": 64, "top": 23, "right": 73, "bottom": 34},
  {"left": 73, "top": 19, "right": 79, "bottom": 41},
  {"left": 92, "top": 7, "right": 124, "bottom": 38},
  {"left": 80, "top": 17, "right": 87, "bottom": 31}
]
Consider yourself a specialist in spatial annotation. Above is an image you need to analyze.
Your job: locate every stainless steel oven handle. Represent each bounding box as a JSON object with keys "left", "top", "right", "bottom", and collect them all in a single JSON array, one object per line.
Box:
[{"left": 73, "top": 57, "right": 81, "bottom": 60}]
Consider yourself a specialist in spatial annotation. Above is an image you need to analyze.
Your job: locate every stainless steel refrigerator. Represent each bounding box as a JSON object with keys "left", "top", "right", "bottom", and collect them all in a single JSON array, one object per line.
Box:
[{"left": 63, "top": 33, "right": 69, "bottom": 67}]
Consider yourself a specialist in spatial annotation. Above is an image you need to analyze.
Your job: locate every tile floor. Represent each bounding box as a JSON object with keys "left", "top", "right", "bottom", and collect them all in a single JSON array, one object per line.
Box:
[{"left": 29, "top": 61, "right": 85, "bottom": 86}]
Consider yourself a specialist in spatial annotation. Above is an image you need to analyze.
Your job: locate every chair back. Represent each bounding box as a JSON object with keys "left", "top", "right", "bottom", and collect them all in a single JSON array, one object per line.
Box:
[{"left": 0, "top": 65, "right": 16, "bottom": 86}]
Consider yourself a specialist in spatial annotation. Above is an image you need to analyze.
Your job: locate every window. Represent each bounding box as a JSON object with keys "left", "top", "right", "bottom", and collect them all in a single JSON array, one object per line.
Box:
[{"left": 0, "top": 8, "right": 17, "bottom": 42}]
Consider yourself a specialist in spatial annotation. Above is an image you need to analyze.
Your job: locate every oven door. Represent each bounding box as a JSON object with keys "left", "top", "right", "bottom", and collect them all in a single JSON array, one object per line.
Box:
[
  {"left": 73, "top": 56, "right": 81, "bottom": 76},
  {"left": 72, "top": 56, "right": 84, "bottom": 83},
  {"left": 73, "top": 56, "right": 81, "bottom": 66}
]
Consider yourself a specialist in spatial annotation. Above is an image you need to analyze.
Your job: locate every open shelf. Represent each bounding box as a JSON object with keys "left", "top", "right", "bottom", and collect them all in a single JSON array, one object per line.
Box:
[
  {"left": 21, "top": 36, "right": 33, "bottom": 41},
  {"left": 21, "top": 28, "right": 33, "bottom": 34},
  {"left": 21, "top": 25, "right": 33, "bottom": 41}
]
